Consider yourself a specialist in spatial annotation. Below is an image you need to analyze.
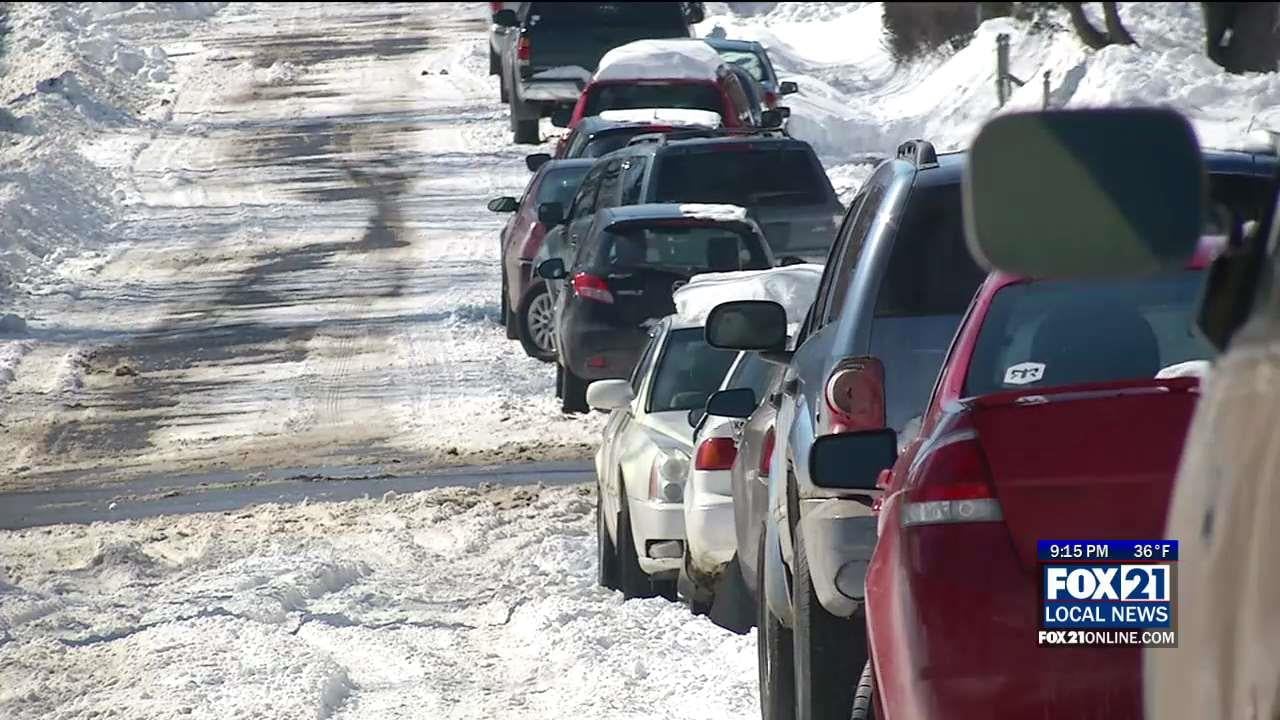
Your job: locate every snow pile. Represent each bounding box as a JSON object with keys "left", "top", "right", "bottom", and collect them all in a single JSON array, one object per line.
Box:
[
  {"left": 598, "top": 107, "right": 723, "bottom": 127},
  {"left": 674, "top": 263, "right": 824, "bottom": 326},
  {"left": 700, "top": 2, "right": 1280, "bottom": 159},
  {"left": 0, "top": 485, "right": 757, "bottom": 719},
  {"left": 676, "top": 203, "right": 749, "bottom": 222},
  {"left": 595, "top": 39, "right": 726, "bottom": 82},
  {"left": 0, "top": 341, "right": 34, "bottom": 388}
]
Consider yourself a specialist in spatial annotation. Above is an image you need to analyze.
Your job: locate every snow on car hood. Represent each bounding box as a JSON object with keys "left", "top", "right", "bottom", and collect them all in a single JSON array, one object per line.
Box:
[
  {"left": 597, "top": 108, "right": 722, "bottom": 127},
  {"left": 594, "top": 39, "right": 724, "bottom": 83},
  {"left": 672, "top": 264, "right": 824, "bottom": 328}
]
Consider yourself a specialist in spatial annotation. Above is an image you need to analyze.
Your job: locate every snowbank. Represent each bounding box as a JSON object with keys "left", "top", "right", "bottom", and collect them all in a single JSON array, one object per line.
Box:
[
  {"left": 674, "top": 263, "right": 824, "bottom": 326},
  {"left": 595, "top": 39, "right": 725, "bottom": 82}
]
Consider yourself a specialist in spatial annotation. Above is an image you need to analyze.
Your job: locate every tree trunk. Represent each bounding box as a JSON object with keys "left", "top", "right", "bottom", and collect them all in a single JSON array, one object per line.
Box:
[
  {"left": 1102, "top": 2, "right": 1137, "bottom": 45},
  {"left": 1065, "top": 3, "right": 1110, "bottom": 50}
]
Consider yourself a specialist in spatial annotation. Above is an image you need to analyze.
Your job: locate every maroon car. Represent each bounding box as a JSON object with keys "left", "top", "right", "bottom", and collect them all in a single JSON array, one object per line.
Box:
[{"left": 488, "top": 158, "right": 592, "bottom": 360}]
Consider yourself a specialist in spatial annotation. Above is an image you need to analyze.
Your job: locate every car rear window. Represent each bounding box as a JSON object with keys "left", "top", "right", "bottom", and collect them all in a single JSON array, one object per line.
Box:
[
  {"left": 714, "top": 48, "right": 767, "bottom": 82},
  {"left": 581, "top": 129, "right": 660, "bottom": 158},
  {"left": 535, "top": 165, "right": 591, "bottom": 207},
  {"left": 649, "top": 328, "right": 737, "bottom": 413},
  {"left": 527, "top": 2, "right": 686, "bottom": 29},
  {"left": 653, "top": 147, "right": 829, "bottom": 207},
  {"left": 964, "top": 271, "right": 1213, "bottom": 396},
  {"left": 592, "top": 223, "right": 770, "bottom": 273},
  {"left": 583, "top": 83, "right": 723, "bottom": 117}
]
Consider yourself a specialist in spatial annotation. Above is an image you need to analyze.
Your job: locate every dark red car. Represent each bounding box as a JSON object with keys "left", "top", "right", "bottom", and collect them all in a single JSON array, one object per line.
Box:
[
  {"left": 813, "top": 247, "right": 1223, "bottom": 719},
  {"left": 488, "top": 158, "right": 592, "bottom": 360}
]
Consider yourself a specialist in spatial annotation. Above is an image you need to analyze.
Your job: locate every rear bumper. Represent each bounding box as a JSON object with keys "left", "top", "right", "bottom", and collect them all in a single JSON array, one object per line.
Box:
[
  {"left": 517, "top": 71, "right": 588, "bottom": 105},
  {"left": 797, "top": 498, "right": 877, "bottom": 618},
  {"left": 683, "top": 475, "right": 736, "bottom": 580},
  {"left": 560, "top": 322, "right": 647, "bottom": 381},
  {"left": 630, "top": 497, "right": 685, "bottom": 577}
]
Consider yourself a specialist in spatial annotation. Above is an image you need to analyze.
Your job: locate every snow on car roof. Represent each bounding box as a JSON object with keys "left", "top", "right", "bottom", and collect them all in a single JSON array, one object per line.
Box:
[
  {"left": 594, "top": 39, "right": 725, "bottom": 83},
  {"left": 671, "top": 263, "right": 825, "bottom": 329},
  {"left": 676, "top": 204, "right": 748, "bottom": 222},
  {"left": 597, "top": 108, "right": 722, "bottom": 127}
]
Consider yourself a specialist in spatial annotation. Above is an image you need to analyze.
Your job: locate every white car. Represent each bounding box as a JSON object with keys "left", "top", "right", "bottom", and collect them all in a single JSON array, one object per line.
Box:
[
  {"left": 680, "top": 349, "right": 776, "bottom": 610},
  {"left": 588, "top": 314, "right": 738, "bottom": 599}
]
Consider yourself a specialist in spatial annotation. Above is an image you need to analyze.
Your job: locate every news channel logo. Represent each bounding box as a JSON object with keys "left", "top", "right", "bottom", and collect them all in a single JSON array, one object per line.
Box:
[{"left": 1037, "top": 540, "right": 1178, "bottom": 648}]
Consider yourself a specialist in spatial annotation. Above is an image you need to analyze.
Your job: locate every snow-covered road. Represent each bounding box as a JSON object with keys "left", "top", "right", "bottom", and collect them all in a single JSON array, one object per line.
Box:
[
  {"left": 0, "top": 483, "right": 757, "bottom": 719},
  {"left": 0, "top": 2, "right": 601, "bottom": 490}
]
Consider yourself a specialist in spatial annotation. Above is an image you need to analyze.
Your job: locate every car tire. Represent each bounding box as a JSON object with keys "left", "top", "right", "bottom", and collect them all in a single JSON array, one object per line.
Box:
[
  {"left": 792, "top": 530, "right": 867, "bottom": 720},
  {"left": 560, "top": 365, "right": 588, "bottom": 414},
  {"left": 501, "top": 272, "right": 518, "bottom": 339},
  {"left": 616, "top": 484, "right": 658, "bottom": 600},
  {"left": 850, "top": 661, "right": 874, "bottom": 720},
  {"left": 554, "top": 361, "right": 563, "bottom": 398},
  {"left": 489, "top": 47, "right": 500, "bottom": 76},
  {"left": 758, "top": 531, "right": 796, "bottom": 720},
  {"left": 513, "top": 117, "right": 539, "bottom": 145},
  {"left": 597, "top": 485, "right": 619, "bottom": 590},
  {"left": 517, "top": 283, "right": 555, "bottom": 362}
]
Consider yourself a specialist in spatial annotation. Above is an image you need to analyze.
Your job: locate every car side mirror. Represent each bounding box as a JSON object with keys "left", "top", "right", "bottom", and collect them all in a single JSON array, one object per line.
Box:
[
  {"left": 761, "top": 109, "right": 785, "bottom": 128},
  {"left": 779, "top": 80, "right": 798, "bottom": 95},
  {"left": 525, "top": 153, "right": 551, "bottom": 172},
  {"left": 587, "top": 379, "right": 635, "bottom": 412},
  {"left": 537, "top": 201, "right": 564, "bottom": 227},
  {"left": 550, "top": 107, "right": 573, "bottom": 128},
  {"left": 809, "top": 429, "right": 897, "bottom": 491},
  {"left": 705, "top": 387, "right": 757, "bottom": 419},
  {"left": 493, "top": 9, "right": 518, "bottom": 27},
  {"left": 778, "top": 256, "right": 806, "bottom": 267},
  {"left": 966, "top": 108, "right": 1205, "bottom": 277},
  {"left": 487, "top": 195, "right": 518, "bottom": 213},
  {"left": 706, "top": 300, "right": 788, "bottom": 352},
  {"left": 685, "top": 2, "right": 705, "bottom": 24},
  {"left": 536, "top": 257, "right": 567, "bottom": 281},
  {"left": 687, "top": 407, "right": 706, "bottom": 429}
]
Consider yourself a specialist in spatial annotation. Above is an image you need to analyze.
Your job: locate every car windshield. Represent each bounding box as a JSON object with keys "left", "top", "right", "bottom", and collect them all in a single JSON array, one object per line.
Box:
[
  {"left": 595, "top": 223, "right": 769, "bottom": 273},
  {"left": 535, "top": 165, "right": 590, "bottom": 207},
  {"left": 649, "top": 328, "right": 738, "bottom": 413},
  {"left": 653, "top": 148, "right": 830, "bottom": 207},
  {"left": 715, "top": 48, "right": 767, "bottom": 82},
  {"left": 527, "top": 2, "right": 686, "bottom": 29},
  {"left": 965, "top": 271, "right": 1213, "bottom": 396},
  {"left": 584, "top": 83, "right": 723, "bottom": 117}
]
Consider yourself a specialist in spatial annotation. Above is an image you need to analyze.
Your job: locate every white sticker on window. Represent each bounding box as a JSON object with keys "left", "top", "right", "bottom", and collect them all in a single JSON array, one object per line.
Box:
[{"left": 1004, "top": 362, "right": 1045, "bottom": 385}]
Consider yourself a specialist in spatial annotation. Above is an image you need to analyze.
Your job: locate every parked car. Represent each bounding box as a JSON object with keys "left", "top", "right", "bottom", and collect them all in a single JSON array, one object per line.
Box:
[
  {"left": 536, "top": 203, "right": 775, "bottom": 413},
  {"left": 706, "top": 140, "right": 990, "bottom": 720},
  {"left": 487, "top": 2, "right": 520, "bottom": 75},
  {"left": 951, "top": 108, "right": 1280, "bottom": 720},
  {"left": 550, "top": 108, "right": 722, "bottom": 160},
  {"left": 704, "top": 37, "right": 797, "bottom": 109},
  {"left": 587, "top": 313, "right": 737, "bottom": 600},
  {"left": 492, "top": 2, "right": 702, "bottom": 144},
  {"left": 561, "top": 39, "right": 764, "bottom": 131},
  {"left": 542, "top": 133, "right": 842, "bottom": 266},
  {"left": 487, "top": 158, "right": 593, "bottom": 361}
]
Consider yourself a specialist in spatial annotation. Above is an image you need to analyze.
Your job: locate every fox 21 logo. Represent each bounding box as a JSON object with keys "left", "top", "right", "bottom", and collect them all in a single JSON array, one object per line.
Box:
[{"left": 1045, "top": 565, "right": 1171, "bottom": 602}]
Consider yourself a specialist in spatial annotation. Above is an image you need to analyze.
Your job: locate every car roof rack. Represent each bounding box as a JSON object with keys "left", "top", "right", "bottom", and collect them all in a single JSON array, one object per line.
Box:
[
  {"left": 625, "top": 126, "right": 791, "bottom": 148},
  {"left": 896, "top": 139, "right": 939, "bottom": 169}
]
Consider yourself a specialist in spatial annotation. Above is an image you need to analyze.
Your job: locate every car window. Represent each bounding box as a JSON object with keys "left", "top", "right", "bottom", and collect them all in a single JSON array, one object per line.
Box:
[
  {"left": 652, "top": 146, "right": 830, "bottom": 208},
  {"left": 594, "top": 159, "right": 624, "bottom": 211},
  {"left": 583, "top": 130, "right": 651, "bottom": 158},
  {"left": 619, "top": 157, "right": 649, "bottom": 205},
  {"left": 725, "top": 350, "right": 773, "bottom": 397},
  {"left": 648, "top": 328, "right": 738, "bottom": 413},
  {"left": 965, "top": 271, "right": 1213, "bottom": 396},
  {"left": 525, "top": 2, "right": 686, "bottom": 29},
  {"left": 535, "top": 165, "right": 591, "bottom": 208},
  {"left": 590, "top": 223, "right": 769, "bottom": 272},
  {"left": 631, "top": 328, "right": 660, "bottom": 394},
  {"left": 584, "top": 83, "right": 723, "bottom": 117},
  {"left": 823, "top": 184, "right": 883, "bottom": 326},
  {"left": 568, "top": 165, "right": 604, "bottom": 221},
  {"left": 715, "top": 48, "right": 767, "bottom": 82}
]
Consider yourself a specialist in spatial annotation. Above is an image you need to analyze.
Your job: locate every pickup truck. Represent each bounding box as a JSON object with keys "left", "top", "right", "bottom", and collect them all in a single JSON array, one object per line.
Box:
[{"left": 493, "top": 2, "right": 705, "bottom": 145}]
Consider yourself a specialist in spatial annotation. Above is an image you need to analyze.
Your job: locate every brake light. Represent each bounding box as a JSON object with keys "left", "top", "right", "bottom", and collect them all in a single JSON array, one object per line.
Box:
[
  {"left": 824, "top": 357, "right": 885, "bottom": 433},
  {"left": 489, "top": 2, "right": 503, "bottom": 14},
  {"left": 764, "top": 91, "right": 778, "bottom": 108},
  {"left": 517, "top": 36, "right": 531, "bottom": 62},
  {"left": 695, "top": 437, "right": 737, "bottom": 471},
  {"left": 758, "top": 426, "right": 776, "bottom": 477},
  {"left": 571, "top": 272, "right": 613, "bottom": 304},
  {"left": 901, "top": 429, "right": 1002, "bottom": 527}
]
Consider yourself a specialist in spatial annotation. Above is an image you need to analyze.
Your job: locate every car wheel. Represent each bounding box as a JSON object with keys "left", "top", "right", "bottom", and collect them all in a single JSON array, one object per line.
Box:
[
  {"left": 560, "top": 365, "right": 588, "bottom": 414},
  {"left": 513, "top": 117, "right": 539, "bottom": 145},
  {"left": 792, "top": 530, "right": 867, "bottom": 720},
  {"left": 758, "top": 531, "right": 796, "bottom": 720},
  {"left": 851, "top": 661, "right": 874, "bottom": 720},
  {"left": 597, "top": 485, "right": 619, "bottom": 590},
  {"left": 616, "top": 484, "right": 658, "bottom": 599},
  {"left": 554, "top": 361, "right": 563, "bottom": 398},
  {"left": 517, "top": 283, "right": 556, "bottom": 362}
]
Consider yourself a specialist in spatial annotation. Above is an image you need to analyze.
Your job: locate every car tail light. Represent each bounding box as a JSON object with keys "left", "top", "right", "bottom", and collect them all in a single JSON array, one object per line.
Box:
[
  {"left": 516, "top": 36, "right": 531, "bottom": 62},
  {"left": 824, "top": 357, "right": 885, "bottom": 433},
  {"left": 764, "top": 91, "right": 778, "bottom": 108},
  {"left": 489, "top": 2, "right": 504, "bottom": 14},
  {"left": 758, "top": 426, "right": 776, "bottom": 476},
  {"left": 572, "top": 272, "right": 613, "bottom": 304},
  {"left": 695, "top": 437, "right": 737, "bottom": 471},
  {"left": 901, "top": 429, "right": 1002, "bottom": 527}
]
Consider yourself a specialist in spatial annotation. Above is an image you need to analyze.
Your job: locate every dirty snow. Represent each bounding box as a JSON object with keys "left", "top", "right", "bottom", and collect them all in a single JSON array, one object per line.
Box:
[{"left": 0, "top": 485, "right": 758, "bottom": 719}]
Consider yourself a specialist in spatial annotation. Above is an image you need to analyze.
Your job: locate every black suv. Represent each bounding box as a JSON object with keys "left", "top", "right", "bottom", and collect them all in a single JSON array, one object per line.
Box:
[
  {"left": 539, "top": 132, "right": 843, "bottom": 267},
  {"left": 536, "top": 203, "right": 774, "bottom": 413}
]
